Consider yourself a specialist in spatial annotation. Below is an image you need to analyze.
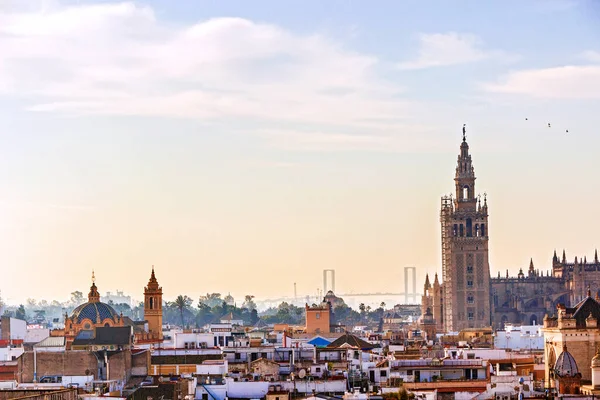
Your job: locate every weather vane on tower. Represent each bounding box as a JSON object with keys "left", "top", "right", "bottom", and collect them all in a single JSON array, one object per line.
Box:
[{"left": 462, "top": 124, "right": 467, "bottom": 141}]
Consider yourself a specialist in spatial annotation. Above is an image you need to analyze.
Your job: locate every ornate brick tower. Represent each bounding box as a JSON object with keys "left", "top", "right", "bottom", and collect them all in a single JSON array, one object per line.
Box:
[
  {"left": 144, "top": 266, "right": 163, "bottom": 339},
  {"left": 440, "top": 129, "right": 491, "bottom": 331}
]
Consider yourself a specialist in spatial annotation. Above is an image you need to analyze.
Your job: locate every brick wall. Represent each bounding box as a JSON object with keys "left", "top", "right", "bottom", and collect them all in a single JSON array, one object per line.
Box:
[
  {"left": 18, "top": 351, "right": 97, "bottom": 383},
  {"left": 17, "top": 350, "right": 134, "bottom": 383}
]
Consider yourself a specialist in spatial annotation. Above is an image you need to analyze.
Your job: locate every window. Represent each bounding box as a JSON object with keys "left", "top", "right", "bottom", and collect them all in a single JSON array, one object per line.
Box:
[
  {"left": 463, "top": 186, "right": 469, "bottom": 199},
  {"left": 453, "top": 224, "right": 458, "bottom": 236},
  {"left": 235, "top": 353, "right": 241, "bottom": 360},
  {"left": 466, "top": 218, "right": 473, "bottom": 237},
  {"left": 315, "top": 312, "right": 320, "bottom": 319},
  {"left": 467, "top": 294, "right": 474, "bottom": 304},
  {"left": 316, "top": 367, "right": 321, "bottom": 373},
  {"left": 480, "top": 224, "right": 486, "bottom": 236},
  {"left": 467, "top": 280, "right": 473, "bottom": 288},
  {"left": 149, "top": 297, "right": 153, "bottom": 310},
  {"left": 381, "top": 370, "right": 387, "bottom": 377},
  {"left": 467, "top": 266, "right": 473, "bottom": 274},
  {"left": 468, "top": 312, "right": 474, "bottom": 320},
  {"left": 459, "top": 225, "right": 464, "bottom": 237}
]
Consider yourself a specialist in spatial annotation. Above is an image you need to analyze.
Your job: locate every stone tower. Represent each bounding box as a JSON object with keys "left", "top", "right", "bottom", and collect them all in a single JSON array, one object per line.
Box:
[
  {"left": 440, "top": 130, "right": 491, "bottom": 331},
  {"left": 144, "top": 266, "right": 163, "bottom": 339}
]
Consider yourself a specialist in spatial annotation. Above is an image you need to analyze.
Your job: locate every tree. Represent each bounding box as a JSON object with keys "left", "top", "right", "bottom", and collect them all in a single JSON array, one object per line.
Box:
[
  {"left": 15, "top": 304, "right": 27, "bottom": 321},
  {"left": 196, "top": 302, "right": 213, "bottom": 327},
  {"left": 359, "top": 303, "right": 366, "bottom": 320},
  {"left": 70, "top": 291, "right": 84, "bottom": 306},
  {"left": 132, "top": 301, "right": 144, "bottom": 321},
  {"left": 174, "top": 295, "right": 193, "bottom": 328},
  {"left": 26, "top": 298, "right": 37, "bottom": 309},
  {"left": 243, "top": 295, "right": 257, "bottom": 311},
  {"left": 112, "top": 303, "right": 132, "bottom": 317},
  {"left": 198, "top": 293, "right": 222, "bottom": 308},
  {"left": 250, "top": 309, "right": 259, "bottom": 325}
]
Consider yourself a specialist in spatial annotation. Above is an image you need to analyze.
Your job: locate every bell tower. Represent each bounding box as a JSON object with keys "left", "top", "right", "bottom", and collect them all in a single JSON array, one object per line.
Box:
[
  {"left": 441, "top": 128, "right": 491, "bottom": 331},
  {"left": 144, "top": 266, "right": 163, "bottom": 340}
]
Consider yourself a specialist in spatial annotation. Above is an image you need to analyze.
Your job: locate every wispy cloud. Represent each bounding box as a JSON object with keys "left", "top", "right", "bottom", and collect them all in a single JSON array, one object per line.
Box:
[
  {"left": 0, "top": 2, "right": 414, "bottom": 130},
  {"left": 482, "top": 65, "right": 600, "bottom": 99},
  {"left": 397, "top": 32, "right": 509, "bottom": 70},
  {"left": 581, "top": 50, "right": 600, "bottom": 63},
  {"left": 256, "top": 126, "right": 450, "bottom": 153}
]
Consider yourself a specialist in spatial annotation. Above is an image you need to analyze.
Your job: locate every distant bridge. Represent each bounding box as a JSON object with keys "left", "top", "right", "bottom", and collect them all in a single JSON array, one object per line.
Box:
[{"left": 259, "top": 292, "right": 422, "bottom": 305}]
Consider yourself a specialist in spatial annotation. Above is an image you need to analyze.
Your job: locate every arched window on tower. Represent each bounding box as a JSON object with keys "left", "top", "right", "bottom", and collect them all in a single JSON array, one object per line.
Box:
[
  {"left": 453, "top": 224, "right": 458, "bottom": 236},
  {"left": 149, "top": 297, "right": 154, "bottom": 310},
  {"left": 459, "top": 224, "right": 464, "bottom": 237},
  {"left": 475, "top": 224, "right": 480, "bottom": 237},
  {"left": 480, "top": 224, "right": 486, "bottom": 237},
  {"left": 466, "top": 218, "right": 473, "bottom": 237},
  {"left": 463, "top": 185, "right": 469, "bottom": 200}
]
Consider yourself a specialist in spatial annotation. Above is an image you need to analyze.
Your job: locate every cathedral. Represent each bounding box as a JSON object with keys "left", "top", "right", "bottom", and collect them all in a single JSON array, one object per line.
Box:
[{"left": 420, "top": 130, "right": 599, "bottom": 333}]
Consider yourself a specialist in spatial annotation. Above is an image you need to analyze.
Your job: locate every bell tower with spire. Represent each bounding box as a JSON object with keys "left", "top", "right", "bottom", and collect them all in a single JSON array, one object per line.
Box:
[
  {"left": 440, "top": 127, "right": 491, "bottom": 331},
  {"left": 144, "top": 266, "right": 163, "bottom": 340}
]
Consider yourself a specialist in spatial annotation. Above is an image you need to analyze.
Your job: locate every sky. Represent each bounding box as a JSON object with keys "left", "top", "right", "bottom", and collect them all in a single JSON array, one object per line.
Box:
[{"left": 1, "top": 0, "right": 600, "bottom": 305}]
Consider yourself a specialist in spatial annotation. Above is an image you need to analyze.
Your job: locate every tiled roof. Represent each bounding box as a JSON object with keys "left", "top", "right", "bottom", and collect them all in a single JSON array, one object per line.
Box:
[
  {"left": 327, "top": 333, "right": 374, "bottom": 350},
  {"left": 554, "top": 346, "right": 580, "bottom": 377},
  {"left": 307, "top": 337, "right": 331, "bottom": 348},
  {"left": 568, "top": 296, "right": 600, "bottom": 327},
  {"left": 70, "top": 301, "right": 119, "bottom": 324},
  {"left": 72, "top": 327, "right": 132, "bottom": 346},
  {"left": 34, "top": 336, "right": 66, "bottom": 348}
]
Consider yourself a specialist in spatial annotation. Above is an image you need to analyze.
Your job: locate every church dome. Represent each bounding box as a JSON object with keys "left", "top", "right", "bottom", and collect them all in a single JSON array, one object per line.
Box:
[
  {"left": 554, "top": 346, "right": 580, "bottom": 377},
  {"left": 69, "top": 271, "right": 119, "bottom": 324},
  {"left": 70, "top": 301, "right": 118, "bottom": 324}
]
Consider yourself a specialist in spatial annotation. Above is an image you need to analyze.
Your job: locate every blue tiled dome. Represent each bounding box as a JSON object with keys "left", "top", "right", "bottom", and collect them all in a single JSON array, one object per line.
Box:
[
  {"left": 71, "top": 301, "right": 118, "bottom": 324},
  {"left": 554, "top": 346, "right": 580, "bottom": 377}
]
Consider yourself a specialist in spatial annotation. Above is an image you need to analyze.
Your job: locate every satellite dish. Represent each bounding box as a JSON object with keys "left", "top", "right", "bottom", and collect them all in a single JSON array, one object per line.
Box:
[{"left": 298, "top": 369, "right": 306, "bottom": 379}]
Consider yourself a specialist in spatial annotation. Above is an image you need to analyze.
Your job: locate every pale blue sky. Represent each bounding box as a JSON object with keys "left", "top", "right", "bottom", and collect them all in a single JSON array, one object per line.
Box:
[{"left": 0, "top": 0, "right": 599, "bottom": 305}]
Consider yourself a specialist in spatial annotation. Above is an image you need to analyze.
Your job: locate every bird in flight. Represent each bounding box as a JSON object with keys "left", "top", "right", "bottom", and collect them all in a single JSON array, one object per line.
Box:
[{"left": 525, "top": 118, "right": 570, "bottom": 133}]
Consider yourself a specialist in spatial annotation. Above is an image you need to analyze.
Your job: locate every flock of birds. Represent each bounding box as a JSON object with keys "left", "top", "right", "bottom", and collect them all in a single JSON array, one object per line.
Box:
[
  {"left": 525, "top": 118, "right": 568, "bottom": 133},
  {"left": 463, "top": 120, "right": 570, "bottom": 135}
]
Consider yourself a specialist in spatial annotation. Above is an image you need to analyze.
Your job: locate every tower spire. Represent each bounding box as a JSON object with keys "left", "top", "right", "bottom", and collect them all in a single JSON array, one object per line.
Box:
[
  {"left": 462, "top": 124, "right": 466, "bottom": 142},
  {"left": 595, "top": 249, "right": 598, "bottom": 263},
  {"left": 88, "top": 270, "right": 100, "bottom": 303},
  {"left": 562, "top": 249, "right": 566, "bottom": 264}
]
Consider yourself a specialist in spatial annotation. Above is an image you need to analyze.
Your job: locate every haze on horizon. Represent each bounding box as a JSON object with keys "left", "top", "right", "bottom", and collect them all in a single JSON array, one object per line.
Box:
[{"left": 1, "top": 0, "right": 599, "bottom": 305}]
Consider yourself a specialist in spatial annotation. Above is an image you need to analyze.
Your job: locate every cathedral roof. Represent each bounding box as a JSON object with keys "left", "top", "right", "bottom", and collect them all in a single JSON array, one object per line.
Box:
[
  {"left": 554, "top": 346, "right": 580, "bottom": 378},
  {"left": 568, "top": 293, "right": 600, "bottom": 327},
  {"left": 70, "top": 271, "right": 119, "bottom": 324},
  {"left": 70, "top": 301, "right": 119, "bottom": 324}
]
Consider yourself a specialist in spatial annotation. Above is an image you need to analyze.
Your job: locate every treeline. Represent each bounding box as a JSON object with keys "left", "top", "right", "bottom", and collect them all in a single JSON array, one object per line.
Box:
[{"left": 1, "top": 291, "right": 389, "bottom": 329}]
